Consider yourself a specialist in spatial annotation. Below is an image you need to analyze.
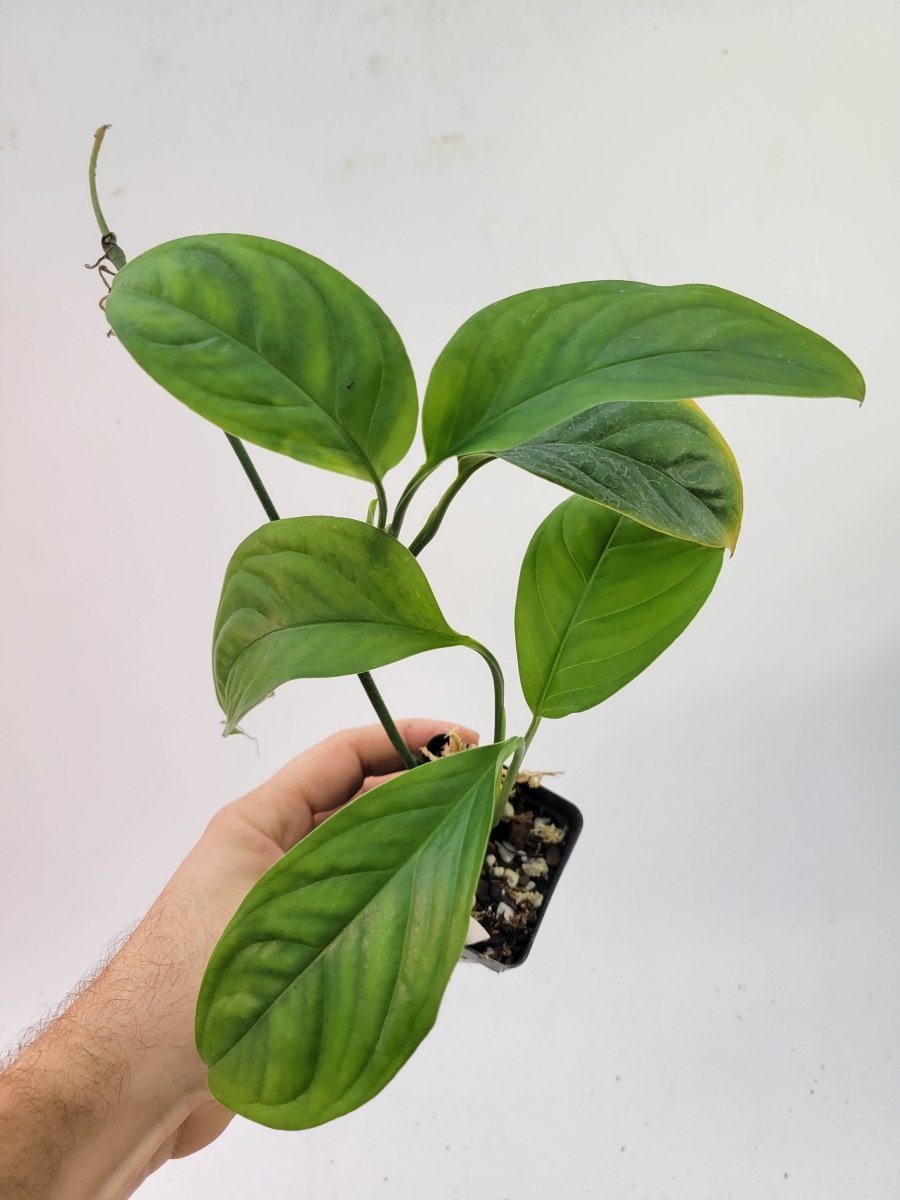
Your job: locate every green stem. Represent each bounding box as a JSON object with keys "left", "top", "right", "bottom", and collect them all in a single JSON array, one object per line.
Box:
[
  {"left": 493, "top": 713, "right": 542, "bottom": 820},
  {"left": 357, "top": 673, "right": 418, "bottom": 770},
  {"left": 408, "top": 455, "right": 492, "bottom": 557},
  {"left": 225, "top": 434, "right": 280, "bottom": 521},
  {"left": 522, "top": 712, "right": 542, "bottom": 754},
  {"left": 373, "top": 476, "right": 389, "bottom": 531},
  {"left": 466, "top": 640, "right": 507, "bottom": 744},
  {"left": 88, "top": 125, "right": 126, "bottom": 269},
  {"left": 387, "top": 462, "right": 438, "bottom": 538}
]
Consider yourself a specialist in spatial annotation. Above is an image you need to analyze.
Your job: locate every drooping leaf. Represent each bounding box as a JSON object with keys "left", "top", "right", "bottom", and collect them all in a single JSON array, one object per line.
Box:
[
  {"left": 106, "top": 234, "right": 418, "bottom": 485},
  {"left": 196, "top": 739, "right": 519, "bottom": 1129},
  {"left": 500, "top": 400, "right": 743, "bottom": 549},
  {"left": 423, "top": 281, "right": 865, "bottom": 463},
  {"left": 516, "top": 496, "right": 723, "bottom": 718},
  {"left": 214, "top": 516, "right": 471, "bottom": 733}
]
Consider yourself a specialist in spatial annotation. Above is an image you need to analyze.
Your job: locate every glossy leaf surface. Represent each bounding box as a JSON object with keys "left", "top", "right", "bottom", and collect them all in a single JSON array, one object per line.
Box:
[
  {"left": 106, "top": 234, "right": 417, "bottom": 484},
  {"left": 196, "top": 740, "right": 518, "bottom": 1129},
  {"left": 500, "top": 400, "right": 743, "bottom": 549},
  {"left": 423, "top": 281, "right": 865, "bottom": 463},
  {"left": 516, "top": 497, "right": 723, "bottom": 718},
  {"left": 214, "top": 516, "right": 468, "bottom": 733}
]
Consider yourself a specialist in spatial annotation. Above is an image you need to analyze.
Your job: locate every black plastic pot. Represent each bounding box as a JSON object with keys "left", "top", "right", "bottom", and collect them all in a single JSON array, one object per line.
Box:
[{"left": 462, "top": 784, "right": 583, "bottom": 973}]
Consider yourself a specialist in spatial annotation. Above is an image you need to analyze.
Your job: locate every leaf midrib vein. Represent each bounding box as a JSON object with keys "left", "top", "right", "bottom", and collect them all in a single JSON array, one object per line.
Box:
[
  {"left": 207, "top": 773, "right": 486, "bottom": 1072},
  {"left": 533, "top": 510, "right": 623, "bottom": 716},
  {"left": 567, "top": 559, "right": 713, "bottom": 629}
]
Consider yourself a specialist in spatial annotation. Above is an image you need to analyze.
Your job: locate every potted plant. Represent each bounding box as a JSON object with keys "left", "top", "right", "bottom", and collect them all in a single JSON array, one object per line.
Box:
[{"left": 86, "top": 125, "right": 863, "bottom": 1132}]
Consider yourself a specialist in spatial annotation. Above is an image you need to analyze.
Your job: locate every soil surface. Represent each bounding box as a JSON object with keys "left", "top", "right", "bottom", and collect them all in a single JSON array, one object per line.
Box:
[{"left": 470, "top": 781, "right": 570, "bottom": 966}]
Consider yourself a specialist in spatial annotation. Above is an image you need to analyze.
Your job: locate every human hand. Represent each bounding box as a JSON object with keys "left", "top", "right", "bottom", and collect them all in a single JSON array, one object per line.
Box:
[{"left": 0, "top": 719, "right": 477, "bottom": 1200}]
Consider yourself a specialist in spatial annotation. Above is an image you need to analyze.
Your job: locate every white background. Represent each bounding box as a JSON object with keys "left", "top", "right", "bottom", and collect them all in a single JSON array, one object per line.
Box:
[{"left": 2, "top": 2, "right": 899, "bottom": 1197}]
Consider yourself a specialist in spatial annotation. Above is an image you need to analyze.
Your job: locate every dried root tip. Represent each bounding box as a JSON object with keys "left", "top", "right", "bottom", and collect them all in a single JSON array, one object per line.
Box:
[
  {"left": 533, "top": 816, "right": 565, "bottom": 844},
  {"left": 418, "top": 727, "right": 472, "bottom": 762},
  {"left": 515, "top": 768, "right": 564, "bottom": 789},
  {"left": 498, "top": 764, "right": 564, "bottom": 791}
]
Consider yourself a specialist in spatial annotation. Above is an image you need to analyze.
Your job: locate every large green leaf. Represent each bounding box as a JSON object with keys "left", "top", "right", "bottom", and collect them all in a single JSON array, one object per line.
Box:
[
  {"left": 106, "top": 234, "right": 417, "bottom": 485},
  {"left": 500, "top": 400, "right": 743, "bottom": 550},
  {"left": 516, "top": 497, "right": 723, "bottom": 718},
  {"left": 214, "top": 516, "right": 470, "bottom": 733},
  {"left": 196, "top": 739, "right": 518, "bottom": 1129},
  {"left": 423, "top": 281, "right": 865, "bottom": 463}
]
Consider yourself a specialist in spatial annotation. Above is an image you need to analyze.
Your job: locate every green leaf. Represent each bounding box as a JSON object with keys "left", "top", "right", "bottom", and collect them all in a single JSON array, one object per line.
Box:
[
  {"left": 423, "top": 281, "right": 865, "bottom": 463},
  {"left": 196, "top": 739, "right": 519, "bottom": 1129},
  {"left": 106, "top": 234, "right": 417, "bottom": 485},
  {"left": 499, "top": 400, "right": 743, "bottom": 550},
  {"left": 214, "top": 516, "right": 470, "bottom": 733},
  {"left": 516, "top": 496, "right": 724, "bottom": 718}
]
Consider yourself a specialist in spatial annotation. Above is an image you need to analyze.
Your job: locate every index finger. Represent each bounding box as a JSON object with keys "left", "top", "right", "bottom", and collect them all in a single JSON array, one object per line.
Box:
[{"left": 270, "top": 717, "right": 480, "bottom": 816}]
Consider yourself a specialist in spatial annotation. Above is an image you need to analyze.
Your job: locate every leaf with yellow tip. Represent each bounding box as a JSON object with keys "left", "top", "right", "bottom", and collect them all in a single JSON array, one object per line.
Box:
[{"left": 500, "top": 399, "right": 743, "bottom": 550}]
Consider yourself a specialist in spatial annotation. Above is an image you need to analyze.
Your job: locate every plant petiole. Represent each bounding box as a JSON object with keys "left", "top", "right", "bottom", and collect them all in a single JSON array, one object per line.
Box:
[
  {"left": 407, "top": 455, "right": 492, "bottom": 557},
  {"left": 464, "top": 639, "right": 507, "bottom": 744},
  {"left": 373, "top": 477, "right": 389, "bottom": 530},
  {"left": 225, "top": 434, "right": 280, "bottom": 521},
  {"left": 492, "top": 713, "right": 542, "bottom": 820},
  {"left": 357, "top": 673, "right": 418, "bottom": 770},
  {"left": 386, "top": 461, "right": 438, "bottom": 538}
]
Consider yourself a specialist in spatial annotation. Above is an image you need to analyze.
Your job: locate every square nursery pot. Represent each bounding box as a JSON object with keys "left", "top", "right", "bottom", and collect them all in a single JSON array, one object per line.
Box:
[{"left": 462, "top": 781, "right": 583, "bottom": 972}]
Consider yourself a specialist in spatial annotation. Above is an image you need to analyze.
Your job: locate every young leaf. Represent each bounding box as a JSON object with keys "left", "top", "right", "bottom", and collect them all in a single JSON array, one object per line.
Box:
[
  {"left": 214, "top": 516, "right": 471, "bottom": 733},
  {"left": 196, "top": 739, "right": 519, "bottom": 1130},
  {"left": 423, "top": 281, "right": 865, "bottom": 463},
  {"left": 499, "top": 400, "right": 743, "bottom": 550},
  {"left": 105, "top": 234, "right": 417, "bottom": 486},
  {"left": 516, "top": 497, "right": 723, "bottom": 718}
]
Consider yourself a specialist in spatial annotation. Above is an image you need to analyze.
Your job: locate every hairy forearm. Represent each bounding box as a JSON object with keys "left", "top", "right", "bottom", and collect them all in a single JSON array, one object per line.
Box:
[{"left": 0, "top": 894, "right": 212, "bottom": 1199}]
